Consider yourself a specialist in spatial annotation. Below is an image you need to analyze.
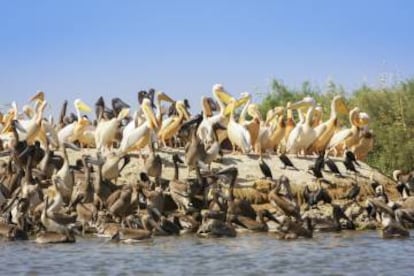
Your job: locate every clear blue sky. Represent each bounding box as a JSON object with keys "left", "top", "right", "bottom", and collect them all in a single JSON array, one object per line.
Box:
[{"left": 0, "top": 0, "right": 413, "bottom": 115}]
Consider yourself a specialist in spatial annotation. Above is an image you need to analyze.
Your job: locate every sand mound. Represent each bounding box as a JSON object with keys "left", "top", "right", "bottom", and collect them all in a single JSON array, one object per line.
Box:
[{"left": 66, "top": 148, "right": 398, "bottom": 203}]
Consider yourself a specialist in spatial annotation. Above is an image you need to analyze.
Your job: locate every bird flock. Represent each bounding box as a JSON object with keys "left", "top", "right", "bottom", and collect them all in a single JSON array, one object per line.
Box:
[{"left": 0, "top": 84, "right": 411, "bottom": 244}]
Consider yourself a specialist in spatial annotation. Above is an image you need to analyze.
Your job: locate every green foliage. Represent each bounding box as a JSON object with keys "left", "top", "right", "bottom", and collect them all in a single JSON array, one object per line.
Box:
[{"left": 259, "top": 78, "right": 414, "bottom": 176}]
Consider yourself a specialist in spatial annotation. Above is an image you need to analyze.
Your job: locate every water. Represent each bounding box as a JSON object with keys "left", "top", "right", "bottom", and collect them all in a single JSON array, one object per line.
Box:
[{"left": 1, "top": 231, "right": 414, "bottom": 275}]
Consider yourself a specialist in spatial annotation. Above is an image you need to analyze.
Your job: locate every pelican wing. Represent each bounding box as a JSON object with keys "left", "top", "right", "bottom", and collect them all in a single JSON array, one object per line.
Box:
[
  {"left": 328, "top": 128, "right": 353, "bottom": 148},
  {"left": 120, "top": 123, "right": 150, "bottom": 152},
  {"left": 58, "top": 123, "right": 75, "bottom": 144},
  {"left": 228, "top": 120, "right": 251, "bottom": 153}
]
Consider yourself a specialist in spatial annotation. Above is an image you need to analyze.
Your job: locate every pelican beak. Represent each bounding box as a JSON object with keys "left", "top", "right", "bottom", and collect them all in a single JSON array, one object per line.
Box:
[
  {"left": 117, "top": 108, "right": 130, "bottom": 120},
  {"left": 223, "top": 99, "right": 236, "bottom": 116},
  {"left": 157, "top": 92, "right": 175, "bottom": 103},
  {"left": 288, "top": 99, "right": 307, "bottom": 109},
  {"left": 143, "top": 103, "right": 159, "bottom": 129},
  {"left": 235, "top": 94, "right": 250, "bottom": 109},
  {"left": 337, "top": 100, "right": 349, "bottom": 115},
  {"left": 29, "top": 91, "right": 45, "bottom": 103},
  {"left": 75, "top": 99, "right": 92, "bottom": 113},
  {"left": 214, "top": 88, "right": 233, "bottom": 105}
]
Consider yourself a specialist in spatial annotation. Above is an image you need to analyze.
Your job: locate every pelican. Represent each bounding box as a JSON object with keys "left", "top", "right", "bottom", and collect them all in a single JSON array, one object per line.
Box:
[
  {"left": 58, "top": 99, "right": 92, "bottom": 144},
  {"left": 73, "top": 116, "right": 96, "bottom": 148},
  {"left": 258, "top": 106, "right": 285, "bottom": 153},
  {"left": 158, "top": 100, "right": 190, "bottom": 147},
  {"left": 197, "top": 84, "right": 248, "bottom": 145},
  {"left": 286, "top": 97, "right": 318, "bottom": 154},
  {"left": 119, "top": 98, "right": 159, "bottom": 153},
  {"left": 95, "top": 106, "right": 129, "bottom": 151},
  {"left": 327, "top": 107, "right": 368, "bottom": 156},
  {"left": 124, "top": 90, "right": 173, "bottom": 143},
  {"left": 283, "top": 102, "right": 296, "bottom": 145},
  {"left": 351, "top": 126, "right": 374, "bottom": 160},
  {"left": 41, "top": 196, "right": 73, "bottom": 235},
  {"left": 154, "top": 91, "right": 175, "bottom": 127},
  {"left": 18, "top": 97, "right": 48, "bottom": 145},
  {"left": 99, "top": 151, "right": 132, "bottom": 182},
  {"left": 52, "top": 142, "right": 80, "bottom": 205},
  {"left": 197, "top": 84, "right": 230, "bottom": 145},
  {"left": 226, "top": 97, "right": 252, "bottom": 154},
  {"left": 239, "top": 95, "right": 262, "bottom": 151},
  {"left": 307, "top": 96, "right": 348, "bottom": 154}
]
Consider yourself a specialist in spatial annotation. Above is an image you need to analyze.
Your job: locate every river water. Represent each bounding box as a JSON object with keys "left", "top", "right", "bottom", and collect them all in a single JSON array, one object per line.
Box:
[{"left": 1, "top": 231, "right": 413, "bottom": 275}]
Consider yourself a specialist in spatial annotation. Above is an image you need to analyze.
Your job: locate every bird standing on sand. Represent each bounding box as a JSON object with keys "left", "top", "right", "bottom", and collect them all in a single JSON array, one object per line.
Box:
[
  {"left": 279, "top": 153, "right": 299, "bottom": 170},
  {"left": 341, "top": 182, "right": 360, "bottom": 201},
  {"left": 325, "top": 157, "right": 343, "bottom": 178}
]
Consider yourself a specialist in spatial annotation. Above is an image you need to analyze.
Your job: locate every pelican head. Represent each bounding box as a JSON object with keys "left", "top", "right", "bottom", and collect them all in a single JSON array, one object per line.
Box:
[
  {"left": 213, "top": 84, "right": 233, "bottom": 105},
  {"left": 224, "top": 92, "right": 251, "bottom": 116},
  {"left": 357, "top": 112, "right": 370, "bottom": 126},
  {"left": 22, "top": 105, "right": 35, "bottom": 119},
  {"left": 30, "top": 90, "right": 45, "bottom": 103},
  {"left": 74, "top": 99, "right": 92, "bottom": 113},
  {"left": 314, "top": 105, "right": 323, "bottom": 116},
  {"left": 157, "top": 91, "right": 174, "bottom": 103}
]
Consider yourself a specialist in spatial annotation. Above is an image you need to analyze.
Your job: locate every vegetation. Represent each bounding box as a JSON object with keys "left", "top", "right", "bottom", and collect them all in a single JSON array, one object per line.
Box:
[{"left": 258, "top": 78, "right": 414, "bottom": 176}]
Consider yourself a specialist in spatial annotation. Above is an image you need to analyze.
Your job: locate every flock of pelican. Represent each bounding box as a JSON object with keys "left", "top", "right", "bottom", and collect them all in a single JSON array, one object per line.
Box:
[{"left": 0, "top": 84, "right": 410, "bottom": 245}]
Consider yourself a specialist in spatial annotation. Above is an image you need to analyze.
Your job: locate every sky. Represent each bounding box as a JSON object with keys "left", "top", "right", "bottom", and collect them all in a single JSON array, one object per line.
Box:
[{"left": 0, "top": 0, "right": 413, "bottom": 115}]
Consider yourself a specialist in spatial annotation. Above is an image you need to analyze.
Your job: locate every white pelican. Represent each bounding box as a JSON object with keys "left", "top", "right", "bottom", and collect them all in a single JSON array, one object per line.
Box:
[
  {"left": 73, "top": 116, "right": 96, "bottom": 148},
  {"left": 327, "top": 107, "right": 369, "bottom": 156},
  {"left": 351, "top": 124, "right": 374, "bottom": 160},
  {"left": 227, "top": 98, "right": 252, "bottom": 154},
  {"left": 307, "top": 95, "right": 348, "bottom": 154},
  {"left": 258, "top": 106, "right": 286, "bottom": 153},
  {"left": 19, "top": 100, "right": 48, "bottom": 145},
  {"left": 286, "top": 97, "right": 318, "bottom": 154},
  {"left": 239, "top": 94, "right": 262, "bottom": 150},
  {"left": 58, "top": 99, "right": 92, "bottom": 144},
  {"left": 123, "top": 91, "right": 173, "bottom": 148},
  {"left": 197, "top": 84, "right": 249, "bottom": 145},
  {"left": 197, "top": 84, "right": 231, "bottom": 145},
  {"left": 119, "top": 98, "right": 159, "bottom": 153},
  {"left": 158, "top": 100, "right": 190, "bottom": 147},
  {"left": 95, "top": 106, "right": 130, "bottom": 152}
]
